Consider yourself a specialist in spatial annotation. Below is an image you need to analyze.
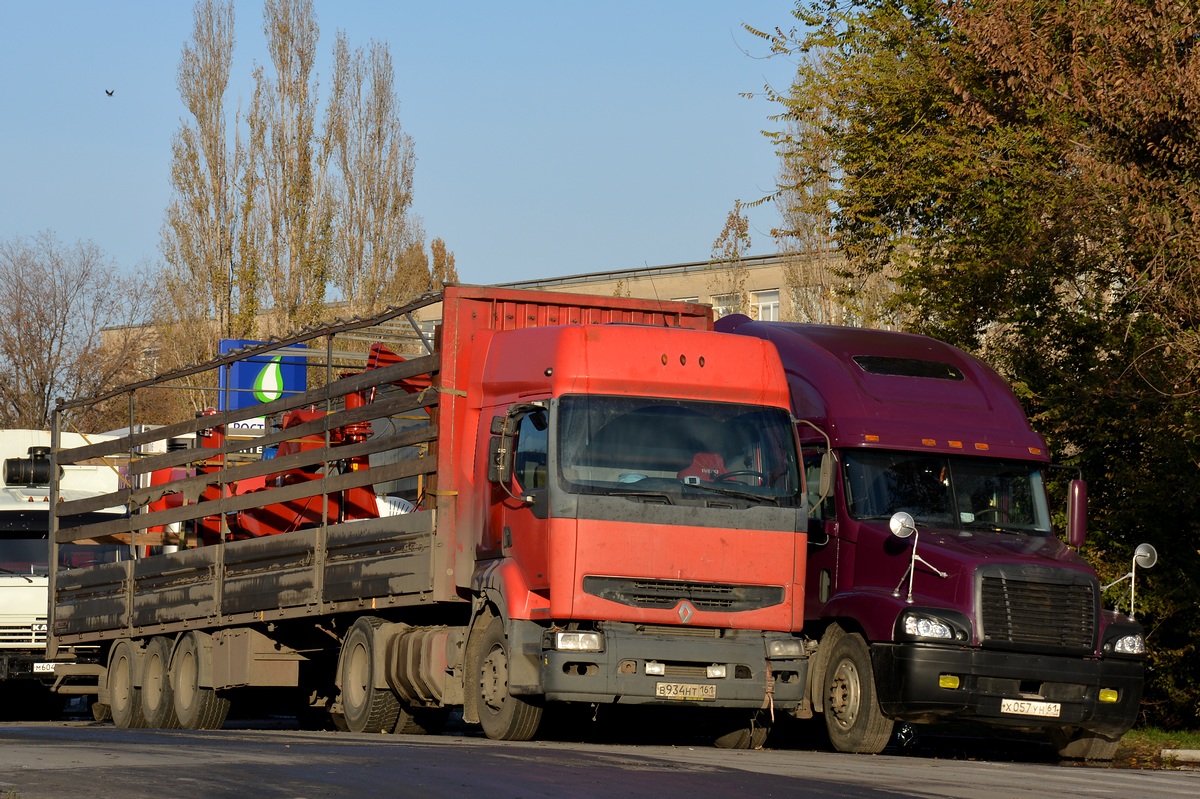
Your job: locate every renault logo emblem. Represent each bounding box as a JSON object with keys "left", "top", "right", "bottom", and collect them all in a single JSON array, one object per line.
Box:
[{"left": 677, "top": 601, "right": 695, "bottom": 624}]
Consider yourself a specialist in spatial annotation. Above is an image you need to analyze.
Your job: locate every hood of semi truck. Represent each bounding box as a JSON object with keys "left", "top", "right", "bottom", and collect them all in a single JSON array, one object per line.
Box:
[{"left": 835, "top": 517, "right": 1116, "bottom": 653}]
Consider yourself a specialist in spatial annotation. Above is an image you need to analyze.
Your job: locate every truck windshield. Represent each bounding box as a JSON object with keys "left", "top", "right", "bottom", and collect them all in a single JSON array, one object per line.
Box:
[
  {"left": 557, "top": 395, "right": 800, "bottom": 504},
  {"left": 0, "top": 534, "right": 124, "bottom": 574},
  {"left": 842, "top": 451, "right": 1052, "bottom": 534}
]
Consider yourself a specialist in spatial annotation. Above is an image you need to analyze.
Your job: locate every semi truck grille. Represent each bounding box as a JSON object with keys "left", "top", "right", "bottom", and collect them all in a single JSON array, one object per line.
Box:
[
  {"left": 0, "top": 623, "right": 47, "bottom": 645},
  {"left": 583, "top": 576, "right": 785, "bottom": 612},
  {"left": 979, "top": 569, "right": 1097, "bottom": 650}
]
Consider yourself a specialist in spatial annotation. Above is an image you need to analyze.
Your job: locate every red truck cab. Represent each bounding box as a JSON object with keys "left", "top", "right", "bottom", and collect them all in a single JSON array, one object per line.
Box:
[{"left": 718, "top": 316, "right": 1148, "bottom": 761}]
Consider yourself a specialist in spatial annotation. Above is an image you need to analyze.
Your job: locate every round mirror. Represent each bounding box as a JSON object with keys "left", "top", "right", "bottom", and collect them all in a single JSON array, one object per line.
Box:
[
  {"left": 889, "top": 511, "right": 916, "bottom": 539},
  {"left": 1134, "top": 542, "right": 1158, "bottom": 570}
]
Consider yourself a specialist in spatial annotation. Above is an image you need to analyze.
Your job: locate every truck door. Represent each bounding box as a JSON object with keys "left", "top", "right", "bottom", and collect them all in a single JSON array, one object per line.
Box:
[
  {"left": 490, "top": 404, "right": 552, "bottom": 594},
  {"left": 803, "top": 445, "right": 841, "bottom": 620}
]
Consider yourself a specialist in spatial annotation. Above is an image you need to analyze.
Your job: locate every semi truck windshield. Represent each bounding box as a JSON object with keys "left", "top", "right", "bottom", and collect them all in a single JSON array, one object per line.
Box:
[
  {"left": 842, "top": 451, "right": 1052, "bottom": 534},
  {"left": 556, "top": 395, "right": 800, "bottom": 503}
]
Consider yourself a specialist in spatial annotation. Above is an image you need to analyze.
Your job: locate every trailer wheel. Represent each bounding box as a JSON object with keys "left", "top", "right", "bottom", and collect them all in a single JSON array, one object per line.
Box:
[
  {"left": 140, "top": 636, "right": 182, "bottom": 729},
  {"left": 1050, "top": 727, "right": 1121, "bottom": 761},
  {"left": 476, "top": 617, "right": 543, "bottom": 741},
  {"left": 823, "top": 633, "right": 893, "bottom": 754},
  {"left": 108, "top": 640, "right": 147, "bottom": 729},
  {"left": 171, "top": 632, "right": 230, "bottom": 730},
  {"left": 340, "top": 617, "right": 400, "bottom": 734}
]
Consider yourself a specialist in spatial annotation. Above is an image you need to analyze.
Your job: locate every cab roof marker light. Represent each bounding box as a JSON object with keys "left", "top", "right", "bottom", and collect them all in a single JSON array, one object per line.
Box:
[
  {"left": 864, "top": 434, "right": 880, "bottom": 443},
  {"left": 974, "top": 442, "right": 989, "bottom": 451},
  {"left": 922, "top": 438, "right": 937, "bottom": 446},
  {"left": 949, "top": 441, "right": 963, "bottom": 448}
]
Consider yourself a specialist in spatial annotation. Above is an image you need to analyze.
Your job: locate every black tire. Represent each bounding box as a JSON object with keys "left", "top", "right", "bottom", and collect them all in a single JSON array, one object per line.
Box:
[
  {"left": 823, "top": 632, "right": 893, "bottom": 754},
  {"left": 141, "top": 636, "right": 182, "bottom": 729},
  {"left": 108, "top": 640, "right": 147, "bottom": 729},
  {"left": 170, "top": 632, "right": 230, "bottom": 730},
  {"left": 476, "top": 617, "right": 543, "bottom": 741},
  {"left": 1051, "top": 727, "right": 1121, "bottom": 761},
  {"left": 340, "top": 617, "right": 401, "bottom": 734}
]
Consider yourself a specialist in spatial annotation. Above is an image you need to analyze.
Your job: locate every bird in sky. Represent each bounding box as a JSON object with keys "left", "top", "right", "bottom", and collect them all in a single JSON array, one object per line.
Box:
[{"left": 105, "top": 89, "right": 114, "bottom": 97}]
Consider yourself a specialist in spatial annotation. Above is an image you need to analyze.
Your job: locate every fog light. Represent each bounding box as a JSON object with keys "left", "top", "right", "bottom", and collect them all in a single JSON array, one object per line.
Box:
[
  {"left": 645, "top": 661, "right": 665, "bottom": 676},
  {"left": 1099, "top": 688, "right": 1119, "bottom": 704},
  {"left": 938, "top": 674, "right": 960, "bottom": 689},
  {"left": 706, "top": 664, "right": 727, "bottom": 679}
]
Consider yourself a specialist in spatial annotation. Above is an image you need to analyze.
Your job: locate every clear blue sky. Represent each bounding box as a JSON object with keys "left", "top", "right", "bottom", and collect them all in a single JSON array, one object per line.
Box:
[{"left": 0, "top": 1, "right": 800, "bottom": 285}]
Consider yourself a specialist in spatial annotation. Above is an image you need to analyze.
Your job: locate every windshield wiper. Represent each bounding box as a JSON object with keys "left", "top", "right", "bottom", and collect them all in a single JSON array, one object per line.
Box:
[
  {"left": 0, "top": 566, "right": 34, "bottom": 583},
  {"left": 611, "top": 489, "right": 676, "bottom": 505},
  {"left": 686, "top": 483, "right": 779, "bottom": 506}
]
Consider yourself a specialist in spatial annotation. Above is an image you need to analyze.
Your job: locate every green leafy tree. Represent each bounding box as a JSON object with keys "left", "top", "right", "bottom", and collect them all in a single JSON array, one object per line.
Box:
[{"left": 757, "top": 0, "right": 1200, "bottom": 726}]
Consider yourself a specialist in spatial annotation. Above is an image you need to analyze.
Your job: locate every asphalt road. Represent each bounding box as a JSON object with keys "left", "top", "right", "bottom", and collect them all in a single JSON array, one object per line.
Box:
[{"left": 2, "top": 722, "right": 1199, "bottom": 799}]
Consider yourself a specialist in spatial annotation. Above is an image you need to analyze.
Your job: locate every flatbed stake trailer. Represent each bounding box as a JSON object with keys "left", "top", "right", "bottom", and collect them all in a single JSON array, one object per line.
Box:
[{"left": 48, "top": 286, "right": 810, "bottom": 746}]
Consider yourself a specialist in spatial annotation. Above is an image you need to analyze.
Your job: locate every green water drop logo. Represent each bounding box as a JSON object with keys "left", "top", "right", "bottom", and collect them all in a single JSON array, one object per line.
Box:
[{"left": 253, "top": 356, "right": 285, "bottom": 403}]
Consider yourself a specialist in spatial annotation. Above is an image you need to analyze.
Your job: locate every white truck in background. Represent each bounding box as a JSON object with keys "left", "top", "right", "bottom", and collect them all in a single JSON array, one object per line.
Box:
[{"left": 0, "top": 430, "right": 124, "bottom": 719}]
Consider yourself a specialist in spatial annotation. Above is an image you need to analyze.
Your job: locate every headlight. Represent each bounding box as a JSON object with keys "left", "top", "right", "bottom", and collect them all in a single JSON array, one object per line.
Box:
[
  {"left": 554, "top": 631, "right": 604, "bottom": 652},
  {"left": 767, "top": 638, "right": 805, "bottom": 658},
  {"left": 1112, "top": 634, "right": 1145, "bottom": 655},
  {"left": 903, "top": 614, "right": 953, "bottom": 640}
]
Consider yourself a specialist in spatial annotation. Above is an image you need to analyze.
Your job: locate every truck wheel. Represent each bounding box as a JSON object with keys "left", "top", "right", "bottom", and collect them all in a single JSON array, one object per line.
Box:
[
  {"left": 141, "top": 636, "right": 182, "bottom": 729},
  {"left": 108, "top": 640, "right": 147, "bottom": 729},
  {"left": 340, "top": 617, "right": 400, "bottom": 734},
  {"left": 823, "top": 633, "right": 893, "bottom": 754},
  {"left": 476, "top": 617, "right": 543, "bottom": 741},
  {"left": 171, "top": 632, "right": 230, "bottom": 730},
  {"left": 1051, "top": 727, "right": 1121, "bottom": 761}
]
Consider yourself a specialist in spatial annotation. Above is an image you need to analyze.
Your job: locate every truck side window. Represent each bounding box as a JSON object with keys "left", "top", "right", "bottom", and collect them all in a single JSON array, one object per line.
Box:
[
  {"left": 513, "top": 410, "right": 549, "bottom": 490},
  {"left": 803, "top": 450, "right": 825, "bottom": 521}
]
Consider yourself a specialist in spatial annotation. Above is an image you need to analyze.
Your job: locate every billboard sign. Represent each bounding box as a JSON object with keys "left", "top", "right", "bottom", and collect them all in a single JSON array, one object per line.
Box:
[{"left": 218, "top": 340, "right": 307, "bottom": 435}]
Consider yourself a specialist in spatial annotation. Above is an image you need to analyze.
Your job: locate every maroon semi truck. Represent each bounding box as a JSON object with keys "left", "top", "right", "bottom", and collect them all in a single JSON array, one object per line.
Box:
[{"left": 718, "top": 315, "right": 1152, "bottom": 761}]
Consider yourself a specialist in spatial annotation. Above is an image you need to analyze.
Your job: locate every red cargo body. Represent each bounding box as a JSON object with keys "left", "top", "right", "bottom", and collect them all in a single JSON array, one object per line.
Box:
[{"left": 46, "top": 287, "right": 809, "bottom": 746}]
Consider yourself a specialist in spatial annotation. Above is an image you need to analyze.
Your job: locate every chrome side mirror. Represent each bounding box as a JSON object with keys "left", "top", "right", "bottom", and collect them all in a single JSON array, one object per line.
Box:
[
  {"left": 1103, "top": 542, "right": 1159, "bottom": 618},
  {"left": 889, "top": 511, "right": 916, "bottom": 539}
]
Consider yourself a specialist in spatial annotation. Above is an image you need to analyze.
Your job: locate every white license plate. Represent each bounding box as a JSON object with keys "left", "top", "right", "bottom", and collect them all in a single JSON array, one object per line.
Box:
[
  {"left": 1001, "top": 698, "right": 1060, "bottom": 718},
  {"left": 33, "top": 662, "right": 55, "bottom": 674},
  {"left": 655, "top": 682, "right": 716, "bottom": 701}
]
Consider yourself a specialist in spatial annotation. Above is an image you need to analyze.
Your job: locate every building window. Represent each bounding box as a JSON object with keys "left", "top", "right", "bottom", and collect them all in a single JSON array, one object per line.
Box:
[
  {"left": 673, "top": 297, "right": 699, "bottom": 304},
  {"left": 711, "top": 293, "right": 739, "bottom": 319},
  {"left": 752, "top": 290, "right": 780, "bottom": 321}
]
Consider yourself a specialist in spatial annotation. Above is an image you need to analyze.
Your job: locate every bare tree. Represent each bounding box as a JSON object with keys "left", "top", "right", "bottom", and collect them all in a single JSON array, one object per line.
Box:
[
  {"left": 160, "top": 0, "right": 252, "bottom": 357},
  {"left": 327, "top": 34, "right": 428, "bottom": 315},
  {"left": 708, "top": 201, "right": 752, "bottom": 317},
  {"left": 245, "top": 0, "right": 335, "bottom": 335},
  {"left": 429, "top": 237, "right": 458, "bottom": 290},
  {"left": 0, "top": 233, "right": 150, "bottom": 431}
]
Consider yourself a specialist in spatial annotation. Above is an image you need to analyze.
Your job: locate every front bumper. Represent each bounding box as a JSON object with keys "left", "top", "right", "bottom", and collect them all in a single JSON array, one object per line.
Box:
[
  {"left": 0, "top": 650, "right": 55, "bottom": 683},
  {"left": 872, "top": 643, "right": 1144, "bottom": 736},
  {"left": 516, "top": 621, "right": 808, "bottom": 710}
]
